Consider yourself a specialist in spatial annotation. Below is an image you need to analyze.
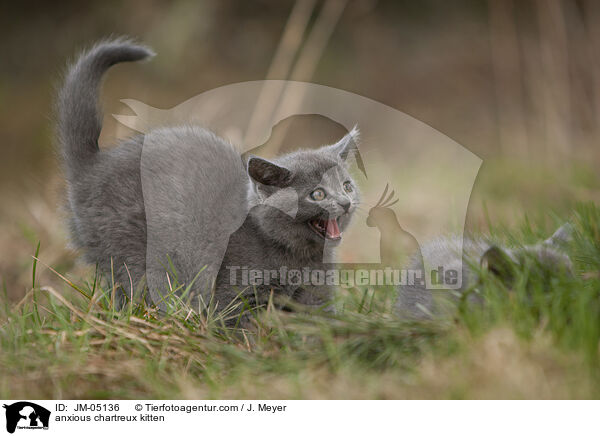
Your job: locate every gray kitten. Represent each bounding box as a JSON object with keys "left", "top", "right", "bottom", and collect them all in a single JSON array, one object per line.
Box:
[
  {"left": 396, "top": 223, "right": 573, "bottom": 319},
  {"left": 57, "top": 38, "right": 359, "bottom": 320}
]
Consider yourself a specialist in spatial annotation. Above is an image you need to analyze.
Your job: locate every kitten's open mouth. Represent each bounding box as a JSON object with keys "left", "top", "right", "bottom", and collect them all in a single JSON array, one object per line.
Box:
[{"left": 308, "top": 218, "right": 342, "bottom": 240}]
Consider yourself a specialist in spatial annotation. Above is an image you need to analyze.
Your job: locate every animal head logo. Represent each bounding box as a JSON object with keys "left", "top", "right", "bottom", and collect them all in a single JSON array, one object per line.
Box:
[
  {"left": 3, "top": 402, "right": 50, "bottom": 434},
  {"left": 115, "top": 80, "right": 482, "bottom": 289}
]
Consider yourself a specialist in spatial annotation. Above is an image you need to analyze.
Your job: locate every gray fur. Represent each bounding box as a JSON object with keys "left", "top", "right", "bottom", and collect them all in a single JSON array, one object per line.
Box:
[
  {"left": 56, "top": 39, "right": 154, "bottom": 305},
  {"left": 140, "top": 126, "right": 249, "bottom": 310},
  {"left": 214, "top": 138, "right": 360, "bottom": 316},
  {"left": 57, "top": 39, "right": 359, "bottom": 317},
  {"left": 57, "top": 37, "right": 154, "bottom": 179},
  {"left": 396, "top": 224, "right": 573, "bottom": 319}
]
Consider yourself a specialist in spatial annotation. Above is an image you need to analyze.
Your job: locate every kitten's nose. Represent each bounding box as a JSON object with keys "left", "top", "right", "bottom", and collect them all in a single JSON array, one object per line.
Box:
[{"left": 339, "top": 199, "right": 351, "bottom": 213}]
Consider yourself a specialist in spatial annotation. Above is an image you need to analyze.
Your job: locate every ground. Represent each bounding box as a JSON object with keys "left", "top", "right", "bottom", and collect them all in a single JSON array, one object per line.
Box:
[{"left": 1, "top": 171, "right": 600, "bottom": 399}]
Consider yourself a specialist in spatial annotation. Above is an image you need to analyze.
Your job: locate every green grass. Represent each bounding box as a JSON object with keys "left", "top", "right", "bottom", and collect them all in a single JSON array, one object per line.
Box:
[{"left": 1, "top": 203, "right": 600, "bottom": 399}]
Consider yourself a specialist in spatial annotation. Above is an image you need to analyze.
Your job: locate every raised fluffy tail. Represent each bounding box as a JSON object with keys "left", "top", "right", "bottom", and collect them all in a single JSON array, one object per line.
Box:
[{"left": 56, "top": 38, "right": 154, "bottom": 175}]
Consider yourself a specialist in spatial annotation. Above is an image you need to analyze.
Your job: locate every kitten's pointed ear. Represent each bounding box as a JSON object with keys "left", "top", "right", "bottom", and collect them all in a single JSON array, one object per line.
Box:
[
  {"left": 329, "top": 125, "right": 360, "bottom": 161},
  {"left": 545, "top": 222, "right": 573, "bottom": 247},
  {"left": 481, "top": 245, "right": 516, "bottom": 284},
  {"left": 247, "top": 156, "right": 292, "bottom": 187}
]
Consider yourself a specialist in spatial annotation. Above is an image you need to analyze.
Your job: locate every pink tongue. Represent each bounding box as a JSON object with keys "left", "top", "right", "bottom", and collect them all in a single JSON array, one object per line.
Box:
[{"left": 325, "top": 219, "right": 341, "bottom": 239}]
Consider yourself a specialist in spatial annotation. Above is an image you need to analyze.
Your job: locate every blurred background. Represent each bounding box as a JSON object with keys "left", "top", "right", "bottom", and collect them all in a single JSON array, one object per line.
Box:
[{"left": 1, "top": 0, "right": 599, "bottom": 300}]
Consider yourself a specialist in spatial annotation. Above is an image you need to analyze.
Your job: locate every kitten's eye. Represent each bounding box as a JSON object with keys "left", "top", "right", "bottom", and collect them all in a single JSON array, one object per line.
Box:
[
  {"left": 343, "top": 181, "right": 353, "bottom": 193},
  {"left": 310, "top": 188, "right": 326, "bottom": 201}
]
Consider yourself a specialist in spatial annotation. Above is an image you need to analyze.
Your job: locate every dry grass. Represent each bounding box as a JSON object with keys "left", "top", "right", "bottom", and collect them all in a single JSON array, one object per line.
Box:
[{"left": 2, "top": 198, "right": 600, "bottom": 399}]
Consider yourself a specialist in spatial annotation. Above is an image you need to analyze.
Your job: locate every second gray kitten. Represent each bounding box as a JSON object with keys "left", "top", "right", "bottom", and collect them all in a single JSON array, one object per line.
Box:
[
  {"left": 57, "top": 39, "right": 360, "bottom": 319},
  {"left": 396, "top": 224, "right": 573, "bottom": 319}
]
